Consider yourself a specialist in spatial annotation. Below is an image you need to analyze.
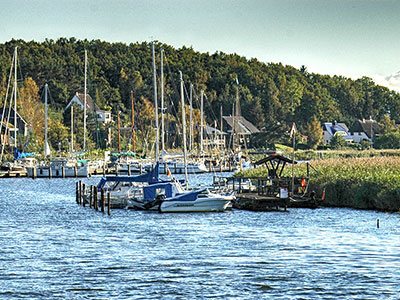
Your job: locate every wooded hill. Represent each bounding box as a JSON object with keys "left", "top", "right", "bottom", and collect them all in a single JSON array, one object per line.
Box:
[{"left": 1, "top": 38, "right": 399, "bottom": 152}]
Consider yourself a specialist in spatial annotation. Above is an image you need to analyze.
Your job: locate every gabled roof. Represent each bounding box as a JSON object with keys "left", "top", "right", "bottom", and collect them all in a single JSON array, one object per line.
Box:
[
  {"left": 323, "top": 122, "right": 349, "bottom": 136},
  {"left": 223, "top": 116, "right": 260, "bottom": 134},
  {"left": 254, "top": 153, "right": 297, "bottom": 166},
  {"left": 65, "top": 92, "right": 99, "bottom": 112},
  {"left": 357, "top": 119, "right": 382, "bottom": 138},
  {"left": 205, "top": 124, "right": 227, "bottom": 135},
  {"left": 0, "top": 107, "right": 28, "bottom": 125}
]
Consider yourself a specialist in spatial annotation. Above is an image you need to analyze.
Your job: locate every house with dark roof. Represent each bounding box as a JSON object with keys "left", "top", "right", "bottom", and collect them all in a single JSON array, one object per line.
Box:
[
  {"left": 354, "top": 118, "right": 382, "bottom": 140},
  {"left": 0, "top": 107, "right": 29, "bottom": 139},
  {"left": 65, "top": 92, "right": 112, "bottom": 124}
]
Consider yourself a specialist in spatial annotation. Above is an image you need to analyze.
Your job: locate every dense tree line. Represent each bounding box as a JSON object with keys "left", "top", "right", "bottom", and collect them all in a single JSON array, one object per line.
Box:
[{"left": 1, "top": 38, "right": 400, "bottom": 152}]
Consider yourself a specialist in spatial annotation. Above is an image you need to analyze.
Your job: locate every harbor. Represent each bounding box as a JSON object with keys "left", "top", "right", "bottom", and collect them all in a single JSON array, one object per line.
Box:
[{"left": 0, "top": 175, "right": 399, "bottom": 299}]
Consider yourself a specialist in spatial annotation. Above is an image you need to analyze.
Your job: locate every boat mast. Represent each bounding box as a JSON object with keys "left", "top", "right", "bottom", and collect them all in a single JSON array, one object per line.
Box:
[
  {"left": 160, "top": 48, "right": 165, "bottom": 152},
  {"left": 189, "top": 83, "right": 193, "bottom": 151},
  {"left": 44, "top": 83, "right": 48, "bottom": 157},
  {"left": 200, "top": 90, "right": 204, "bottom": 154},
  {"left": 83, "top": 49, "right": 87, "bottom": 152},
  {"left": 220, "top": 105, "right": 223, "bottom": 152},
  {"left": 131, "top": 90, "right": 136, "bottom": 152},
  {"left": 70, "top": 105, "right": 74, "bottom": 153},
  {"left": 117, "top": 111, "right": 121, "bottom": 152},
  {"left": 14, "top": 47, "right": 17, "bottom": 150},
  {"left": 180, "top": 71, "right": 189, "bottom": 186},
  {"left": 152, "top": 42, "right": 159, "bottom": 162}
]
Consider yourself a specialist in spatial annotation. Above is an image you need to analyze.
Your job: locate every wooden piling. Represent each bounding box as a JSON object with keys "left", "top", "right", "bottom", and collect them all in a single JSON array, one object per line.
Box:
[
  {"left": 74, "top": 165, "right": 77, "bottom": 177},
  {"left": 76, "top": 181, "right": 79, "bottom": 204},
  {"left": 89, "top": 185, "right": 93, "bottom": 208},
  {"left": 128, "top": 164, "right": 131, "bottom": 176},
  {"left": 377, "top": 219, "right": 380, "bottom": 228},
  {"left": 48, "top": 167, "right": 52, "bottom": 179},
  {"left": 82, "top": 183, "right": 86, "bottom": 207},
  {"left": 61, "top": 166, "right": 65, "bottom": 178},
  {"left": 107, "top": 192, "right": 111, "bottom": 215},
  {"left": 101, "top": 188, "right": 105, "bottom": 213},
  {"left": 93, "top": 185, "right": 98, "bottom": 210}
]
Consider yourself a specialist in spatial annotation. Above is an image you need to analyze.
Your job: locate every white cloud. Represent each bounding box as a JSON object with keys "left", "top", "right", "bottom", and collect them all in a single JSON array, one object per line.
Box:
[{"left": 373, "top": 71, "right": 400, "bottom": 92}]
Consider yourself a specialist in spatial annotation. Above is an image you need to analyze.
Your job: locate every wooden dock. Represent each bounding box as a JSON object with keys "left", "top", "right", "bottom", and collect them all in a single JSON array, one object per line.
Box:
[{"left": 234, "top": 192, "right": 289, "bottom": 211}]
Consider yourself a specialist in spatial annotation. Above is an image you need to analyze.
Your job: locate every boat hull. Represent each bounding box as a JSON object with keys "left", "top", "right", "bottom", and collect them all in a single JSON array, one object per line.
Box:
[{"left": 159, "top": 197, "right": 232, "bottom": 213}]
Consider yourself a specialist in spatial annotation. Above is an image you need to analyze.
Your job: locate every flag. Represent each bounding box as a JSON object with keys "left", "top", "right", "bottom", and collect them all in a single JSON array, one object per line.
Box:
[{"left": 289, "top": 122, "right": 297, "bottom": 138}]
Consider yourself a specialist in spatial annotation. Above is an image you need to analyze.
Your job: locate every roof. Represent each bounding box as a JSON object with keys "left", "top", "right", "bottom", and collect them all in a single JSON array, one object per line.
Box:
[
  {"left": 0, "top": 107, "right": 28, "bottom": 125},
  {"left": 357, "top": 119, "right": 382, "bottom": 138},
  {"left": 254, "top": 153, "right": 297, "bottom": 166},
  {"left": 323, "top": 122, "right": 349, "bottom": 136},
  {"left": 223, "top": 116, "right": 260, "bottom": 134},
  {"left": 205, "top": 124, "right": 226, "bottom": 135},
  {"left": 65, "top": 92, "right": 99, "bottom": 112}
]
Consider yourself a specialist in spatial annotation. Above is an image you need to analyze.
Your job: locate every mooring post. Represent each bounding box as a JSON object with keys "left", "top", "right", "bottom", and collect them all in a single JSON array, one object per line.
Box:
[
  {"left": 107, "top": 192, "right": 111, "bottom": 216},
  {"left": 89, "top": 185, "right": 93, "bottom": 208},
  {"left": 93, "top": 185, "right": 98, "bottom": 210},
  {"left": 377, "top": 219, "right": 380, "bottom": 228},
  {"left": 74, "top": 165, "right": 77, "bottom": 178},
  {"left": 78, "top": 180, "right": 82, "bottom": 204},
  {"left": 48, "top": 167, "right": 52, "bottom": 179},
  {"left": 101, "top": 188, "right": 105, "bottom": 213},
  {"left": 76, "top": 181, "right": 79, "bottom": 204},
  {"left": 61, "top": 166, "right": 65, "bottom": 178},
  {"left": 82, "top": 183, "right": 86, "bottom": 207}
]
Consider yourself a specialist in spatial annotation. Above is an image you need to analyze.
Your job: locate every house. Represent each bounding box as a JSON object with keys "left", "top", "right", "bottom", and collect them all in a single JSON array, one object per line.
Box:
[
  {"left": 65, "top": 92, "right": 112, "bottom": 124},
  {"left": 222, "top": 115, "right": 260, "bottom": 148},
  {"left": 203, "top": 124, "right": 227, "bottom": 149},
  {"left": 322, "top": 121, "right": 354, "bottom": 144},
  {"left": 0, "top": 107, "right": 29, "bottom": 140},
  {"left": 353, "top": 118, "right": 382, "bottom": 141}
]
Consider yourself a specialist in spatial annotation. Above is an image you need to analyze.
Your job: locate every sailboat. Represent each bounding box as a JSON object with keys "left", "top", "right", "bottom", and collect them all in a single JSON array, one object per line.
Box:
[{"left": 157, "top": 71, "right": 233, "bottom": 213}]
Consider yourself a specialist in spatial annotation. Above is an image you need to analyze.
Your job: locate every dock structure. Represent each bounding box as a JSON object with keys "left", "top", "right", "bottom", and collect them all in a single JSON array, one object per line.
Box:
[{"left": 232, "top": 153, "right": 319, "bottom": 211}]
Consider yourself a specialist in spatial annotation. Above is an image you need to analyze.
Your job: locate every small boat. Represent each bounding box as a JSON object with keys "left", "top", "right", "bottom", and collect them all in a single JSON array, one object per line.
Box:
[{"left": 158, "top": 189, "right": 234, "bottom": 213}]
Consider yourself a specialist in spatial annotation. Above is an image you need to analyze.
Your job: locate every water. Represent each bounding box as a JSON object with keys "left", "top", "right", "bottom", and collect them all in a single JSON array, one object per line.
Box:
[{"left": 0, "top": 175, "right": 399, "bottom": 299}]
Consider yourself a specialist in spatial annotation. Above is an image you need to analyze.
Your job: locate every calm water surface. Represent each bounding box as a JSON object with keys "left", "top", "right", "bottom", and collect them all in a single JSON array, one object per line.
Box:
[{"left": 0, "top": 174, "right": 399, "bottom": 299}]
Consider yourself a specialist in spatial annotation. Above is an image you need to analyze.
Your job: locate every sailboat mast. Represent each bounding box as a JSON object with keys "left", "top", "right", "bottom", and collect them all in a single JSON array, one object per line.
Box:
[
  {"left": 117, "top": 111, "right": 121, "bottom": 152},
  {"left": 44, "top": 83, "right": 48, "bottom": 157},
  {"left": 180, "top": 71, "right": 189, "bottom": 185},
  {"left": 189, "top": 83, "right": 193, "bottom": 151},
  {"left": 83, "top": 49, "right": 87, "bottom": 151},
  {"left": 14, "top": 47, "right": 17, "bottom": 149},
  {"left": 71, "top": 106, "right": 74, "bottom": 152},
  {"left": 160, "top": 48, "right": 165, "bottom": 152},
  {"left": 200, "top": 90, "right": 204, "bottom": 153},
  {"left": 220, "top": 105, "right": 223, "bottom": 152},
  {"left": 131, "top": 90, "right": 136, "bottom": 151},
  {"left": 152, "top": 42, "right": 159, "bottom": 162}
]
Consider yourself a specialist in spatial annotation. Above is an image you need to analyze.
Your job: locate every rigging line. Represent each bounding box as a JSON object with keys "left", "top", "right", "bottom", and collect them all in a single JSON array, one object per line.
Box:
[
  {"left": 0, "top": 87, "right": 15, "bottom": 161},
  {"left": 0, "top": 52, "right": 15, "bottom": 150}
]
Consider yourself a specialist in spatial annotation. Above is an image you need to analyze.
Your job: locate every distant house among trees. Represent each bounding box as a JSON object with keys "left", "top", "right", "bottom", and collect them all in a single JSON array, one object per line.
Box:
[
  {"left": 0, "top": 107, "right": 29, "bottom": 142},
  {"left": 323, "top": 119, "right": 383, "bottom": 145},
  {"left": 65, "top": 92, "right": 112, "bottom": 124},
  {"left": 222, "top": 115, "right": 260, "bottom": 148}
]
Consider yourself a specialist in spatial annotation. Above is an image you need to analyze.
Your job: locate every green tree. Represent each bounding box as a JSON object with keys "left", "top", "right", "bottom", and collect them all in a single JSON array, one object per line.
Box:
[
  {"left": 306, "top": 116, "right": 323, "bottom": 149},
  {"left": 330, "top": 134, "right": 347, "bottom": 149}
]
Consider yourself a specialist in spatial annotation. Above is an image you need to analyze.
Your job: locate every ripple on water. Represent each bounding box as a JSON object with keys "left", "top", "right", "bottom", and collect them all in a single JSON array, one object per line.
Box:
[{"left": 0, "top": 177, "right": 399, "bottom": 299}]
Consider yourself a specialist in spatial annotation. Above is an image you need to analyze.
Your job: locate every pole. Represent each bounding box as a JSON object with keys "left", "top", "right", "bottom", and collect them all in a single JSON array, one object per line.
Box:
[
  {"left": 83, "top": 49, "right": 87, "bottom": 152},
  {"left": 70, "top": 105, "right": 74, "bottom": 153},
  {"left": 44, "top": 83, "right": 48, "bottom": 157},
  {"left": 160, "top": 48, "right": 165, "bottom": 152},
  {"left": 291, "top": 127, "right": 295, "bottom": 195},
  {"left": 189, "top": 83, "right": 193, "bottom": 151},
  {"left": 117, "top": 111, "right": 121, "bottom": 152},
  {"left": 14, "top": 47, "right": 17, "bottom": 149},
  {"left": 131, "top": 91, "right": 136, "bottom": 151},
  {"left": 200, "top": 90, "right": 204, "bottom": 153},
  {"left": 220, "top": 105, "right": 223, "bottom": 152},
  {"left": 152, "top": 42, "right": 159, "bottom": 162},
  {"left": 180, "top": 71, "right": 189, "bottom": 187}
]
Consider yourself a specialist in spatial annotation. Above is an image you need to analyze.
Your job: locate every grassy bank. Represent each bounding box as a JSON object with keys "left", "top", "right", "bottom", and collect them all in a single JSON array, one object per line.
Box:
[{"left": 238, "top": 156, "right": 400, "bottom": 212}]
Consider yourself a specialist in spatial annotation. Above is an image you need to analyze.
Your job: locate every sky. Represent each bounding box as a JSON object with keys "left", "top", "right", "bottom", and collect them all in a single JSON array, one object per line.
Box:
[{"left": 1, "top": 0, "right": 400, "bottom": 87}]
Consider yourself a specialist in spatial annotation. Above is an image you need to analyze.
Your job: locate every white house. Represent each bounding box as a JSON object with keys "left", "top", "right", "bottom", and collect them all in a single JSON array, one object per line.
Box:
[
  {"left": 322, "top": 122, "right": 353, "bottom": 144},
  {"left": 65, "top": 92, "right": 112, "bottom": 124}
]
